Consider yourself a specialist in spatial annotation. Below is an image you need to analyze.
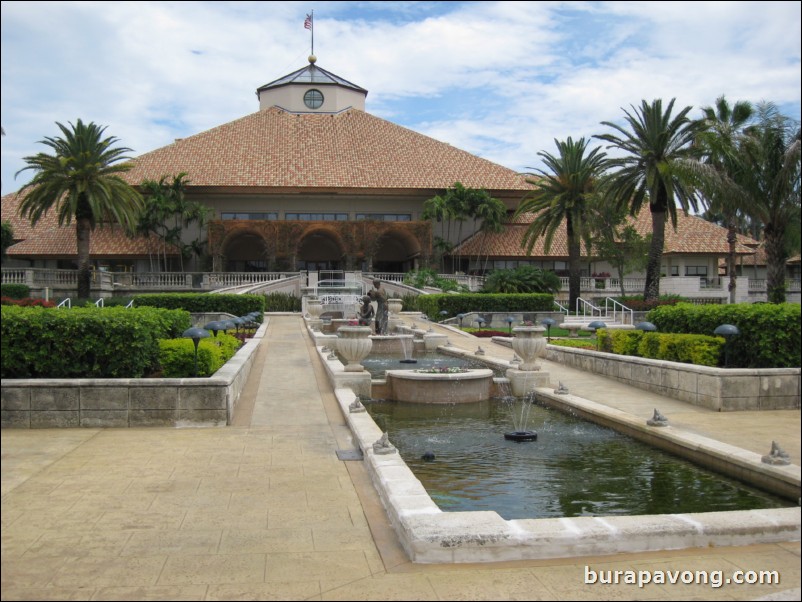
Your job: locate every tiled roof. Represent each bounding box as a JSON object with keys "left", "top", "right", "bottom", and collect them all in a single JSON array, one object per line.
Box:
[
  {"left": 124, "top": 107, "right": 532, "bottom": 193},
  {"left": 454, "top": 207, "right": 759, "bottom": 259},
  {"left": 5, "top": 223, "right": 170, "bottom": 258},
  {"left": 2, "top": 193, "right": 170, "bottom": 257}
]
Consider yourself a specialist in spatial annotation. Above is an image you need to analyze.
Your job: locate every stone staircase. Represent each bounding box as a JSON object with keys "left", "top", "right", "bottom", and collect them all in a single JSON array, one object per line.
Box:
[{"left": 557, "top": 298, "right": 635, "bottom": 336}]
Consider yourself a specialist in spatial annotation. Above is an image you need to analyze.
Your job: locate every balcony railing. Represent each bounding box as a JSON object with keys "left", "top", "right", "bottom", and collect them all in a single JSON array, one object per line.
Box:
[{"left": 2, "top": 268, "right": 799, "bottom": 301}]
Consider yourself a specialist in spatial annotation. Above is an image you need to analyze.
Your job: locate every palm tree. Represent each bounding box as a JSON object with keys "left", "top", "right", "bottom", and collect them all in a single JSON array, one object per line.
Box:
[
  {"left": 736, "top": 103, "right": 801, "bottom": 303},
  {"left": 695, "top": 95, "right": 754, "bottom": 303},
  {"left": 514, "top": 137, "right": 608, "bottom": 310},
  {"left": 595, "top": 99, "right": 706, "bottom": 302},
  {"left": 16, "top": 120, "right": 143, "bottom": 298},
  {"left": 473, "top": 195, "right": 507, "bottom": 273},
  {"left": 422, "top": 194, "right": 451, "bottom": 271}
]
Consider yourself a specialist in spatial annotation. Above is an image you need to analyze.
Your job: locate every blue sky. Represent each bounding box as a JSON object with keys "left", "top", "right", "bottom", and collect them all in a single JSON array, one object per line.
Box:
[{"left": 2, "top": 1, "right": 800, "bottom": 195}]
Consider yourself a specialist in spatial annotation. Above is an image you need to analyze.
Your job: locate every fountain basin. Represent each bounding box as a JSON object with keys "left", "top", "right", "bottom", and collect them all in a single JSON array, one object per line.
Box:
[
  {"left": 368, "top": 334, "right": 415, "bottom": 355},
  {"left": 385, "top": 368, "right": 494, "bottom": 404}
]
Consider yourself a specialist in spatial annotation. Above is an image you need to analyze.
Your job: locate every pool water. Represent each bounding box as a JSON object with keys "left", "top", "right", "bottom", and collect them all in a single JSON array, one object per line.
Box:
[
  {"left": 366, "top": 398, "right": 795, "bottom": 520},
  {"left": 352, "top": 352, "right": 493, "bottom": 379}
]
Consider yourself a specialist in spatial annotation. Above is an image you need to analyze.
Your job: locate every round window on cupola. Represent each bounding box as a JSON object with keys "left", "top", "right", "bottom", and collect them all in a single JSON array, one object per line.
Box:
[{"left": 304, "top": 89, "right": 324, "bottom": 109}]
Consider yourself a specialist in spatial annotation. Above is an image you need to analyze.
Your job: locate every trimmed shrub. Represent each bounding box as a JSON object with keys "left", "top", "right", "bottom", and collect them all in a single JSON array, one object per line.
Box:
[
  {"left": 549, "top": 339, "right": 597, "bottom": 350},
  {"left": 133, "top": 293, "right": 265, "bottom": 317},
  {"left": 647, "top": 303, "right": 801, "bottom": 368},
  {"left": 598, "top": 328, "right": 724, "bottom": 367},
  {"left": 416, "top": 293, "right": 554, "bottom": 321},
  {"left": 598, "top": 329, "right": 643, "bottom": 356},
  {"left": 1, "top": 297, "right": 56, "bottom": 308},
  {"left": 263, "top": 292, "right": 301, "bottom": 312},
  {"left": 615, "top": 295, "right": 685, "bottom": 312},
  {"left": 157, "top": 332, "right": 241, "bottom": 377},
  {"left": 0, "top": 305, "right": 191, "bottom": 378},
  {"left": 0, "top": 284, "right": 31, "bottom": 299}
]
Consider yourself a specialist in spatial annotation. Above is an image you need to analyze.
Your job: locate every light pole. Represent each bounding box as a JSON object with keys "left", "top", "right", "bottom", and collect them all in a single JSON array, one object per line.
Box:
[
  {"left": 182, "top": 327, "right": 211, "bottom": 377},
  {"left": 714, "top": 324, "right": 740, "bottom": 368},
  {"left": 541, "top": 317, "right": 556, "bottom": 342}
]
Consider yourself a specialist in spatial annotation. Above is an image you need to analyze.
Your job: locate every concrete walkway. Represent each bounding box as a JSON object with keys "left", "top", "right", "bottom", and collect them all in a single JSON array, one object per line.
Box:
[{"left": 1, "top": 315, "right": 799, "bottom": 601}]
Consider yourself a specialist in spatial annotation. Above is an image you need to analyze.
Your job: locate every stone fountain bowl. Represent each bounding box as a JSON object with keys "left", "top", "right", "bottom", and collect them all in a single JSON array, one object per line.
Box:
[{"left": 385, "top": 368, "right": 494, "bottom": 404}]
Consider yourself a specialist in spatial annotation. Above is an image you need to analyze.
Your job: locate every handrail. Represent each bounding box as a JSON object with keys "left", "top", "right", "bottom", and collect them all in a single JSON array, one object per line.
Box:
[
  {"left": 605, "top": 297, "right": 634, "bottom": 325},
  {"left": 95, "top": 298, "right": 104, "bottom": 307},
  {"left": 125, "top": 299, "right": 134, "bottom": 308},
  {"left": 57, "top": 298, "right": 71, "bottom": 309},
  {"left": 553, "top": 300, "right": 569, "bottom": 315},
  {"left": 575, "top": 297, "right": 602, "bottom": 319}
]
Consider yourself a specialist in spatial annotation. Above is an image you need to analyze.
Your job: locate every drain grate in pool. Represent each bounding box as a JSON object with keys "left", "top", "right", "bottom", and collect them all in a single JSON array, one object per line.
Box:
[{"left": 336, "top": 448, "right": 364, "bottom": 461}]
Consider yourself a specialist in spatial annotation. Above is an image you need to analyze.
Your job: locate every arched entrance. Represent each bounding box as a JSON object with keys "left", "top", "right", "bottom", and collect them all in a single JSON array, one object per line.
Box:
[
  {"left": 372, "top": 228, "right": 421, "bottom": 273},
  {"left": 297, "top": 228, "right": 345, "bottom": 271},
  {"left": 223, "top": 231, "right": 270, "bottom": 272}
]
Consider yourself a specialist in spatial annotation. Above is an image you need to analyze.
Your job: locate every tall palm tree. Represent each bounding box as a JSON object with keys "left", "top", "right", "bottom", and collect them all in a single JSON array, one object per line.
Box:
[
  {"left": 695, "top": 95, "right": 754, "bottom": 303},
  {"left": 736, "top": 103, "right": 801, "bottom": 303},
  {"left": 596, "top": 99, "right": 706, "bottom": 302},
  {"left": 514, "top": 136, "right": 608, "bottom": 310},
  {"left": 473, "top": 195, "right": 507, "bottom": 273},
  {"left": 16, "top": 119, "right": 143, "bottom": 298},
  {"left": 422, "top": 193, "right": 451, "bottom": 272}
]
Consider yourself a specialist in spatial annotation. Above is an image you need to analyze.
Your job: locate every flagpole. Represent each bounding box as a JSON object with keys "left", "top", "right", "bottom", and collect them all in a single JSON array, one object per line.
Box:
[{"left": 310, "top": 10, "right": 314, "bottom": 56}]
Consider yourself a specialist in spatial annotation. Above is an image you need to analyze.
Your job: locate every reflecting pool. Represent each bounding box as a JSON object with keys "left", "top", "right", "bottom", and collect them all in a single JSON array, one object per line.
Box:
[{"left": 366, "top": 398, "right": 795, "bottom": 520}]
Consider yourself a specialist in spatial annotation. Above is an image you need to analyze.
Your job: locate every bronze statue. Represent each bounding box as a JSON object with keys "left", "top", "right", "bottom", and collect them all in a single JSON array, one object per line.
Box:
[{"left": 368, "top": 279, "right": 388, "bottom": 335}]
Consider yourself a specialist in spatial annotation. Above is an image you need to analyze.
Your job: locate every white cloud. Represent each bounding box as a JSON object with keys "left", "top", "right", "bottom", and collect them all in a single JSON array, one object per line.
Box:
[{"left": 2, "top": 0, "right": 799, "bottom": 194}]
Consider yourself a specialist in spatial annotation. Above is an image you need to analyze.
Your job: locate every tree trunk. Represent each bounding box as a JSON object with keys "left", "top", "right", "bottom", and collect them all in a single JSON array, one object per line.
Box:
[
  {"left": 764, "top": 224, "right": 787, "bottom": 303},
  {"left": 726, "top": 214, "right": 738, "bottom": 304},
  {"left": 76, "top": 217, "right": 92, "bottom": 299},
  {"left": 567, "top": 218, "right": 581, "bottom": 311},
  {"left": 644, "top": 207, "right": 666, "bottom": 302}
]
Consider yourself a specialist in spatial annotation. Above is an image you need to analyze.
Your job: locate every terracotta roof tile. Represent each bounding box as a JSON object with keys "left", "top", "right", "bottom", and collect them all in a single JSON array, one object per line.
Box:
[
  {"left": 455, "top": 207, "right": 759, "bottom": 259},
  {"left": 124, "top": 107, "right": 532, "bottom": 192},
  {"left": 6, "top": 226, "right": 171, "bottom": 258}
]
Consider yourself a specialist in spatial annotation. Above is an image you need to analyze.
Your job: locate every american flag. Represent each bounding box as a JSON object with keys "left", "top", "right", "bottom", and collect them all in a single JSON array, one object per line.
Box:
[{"left": 304, "top": 13, "right": 313, "bottom": 30}]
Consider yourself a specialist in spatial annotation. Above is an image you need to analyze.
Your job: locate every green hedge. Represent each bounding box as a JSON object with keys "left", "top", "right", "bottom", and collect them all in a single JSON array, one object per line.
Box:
[
  {"left": 1, "top": 284, "right": 31, "bottom": 299},
  {"left": 133, "top": 293, "right": 265, "bottom": 317},
  {"left": 158, "top": 332, "right": 241, "bottom": 377},
  {"left": 0, "top": 305, "right": 191, "bottom": 378},
  {"left": 647, "top": 303, "right": 801, "bottom": 368},
  {"left": 263, "top": 292, "right": 302, "bottom": 312},
  {"left": 597, "top": 329, "right": 724, "bottom": 367},
  {"left": 416, "top": 293, "right": 554, "bottom": 321}
]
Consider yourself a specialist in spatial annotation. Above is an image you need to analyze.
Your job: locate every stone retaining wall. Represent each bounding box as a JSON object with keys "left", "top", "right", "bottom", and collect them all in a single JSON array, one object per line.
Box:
[
  {"left": 544, "top": 345, "right": 800, "bottom": 411},
  {"left": 0, "top": 321, "right": 267, "bottom": 428}
]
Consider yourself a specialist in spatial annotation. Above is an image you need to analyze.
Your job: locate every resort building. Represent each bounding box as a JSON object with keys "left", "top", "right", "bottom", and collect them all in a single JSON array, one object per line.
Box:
[{"left": 2, "top": 56, "right": 799, "bottom": 303}]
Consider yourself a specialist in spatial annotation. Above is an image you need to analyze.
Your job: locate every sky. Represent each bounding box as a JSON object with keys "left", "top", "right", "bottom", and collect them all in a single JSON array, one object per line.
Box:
[{"left": 2, "top": 0, "right": 800, "bottom": 196}]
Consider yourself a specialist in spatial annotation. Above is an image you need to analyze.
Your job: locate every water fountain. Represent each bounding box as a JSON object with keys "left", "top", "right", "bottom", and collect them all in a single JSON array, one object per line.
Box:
[
  {"left": 324, "top": 323, "right": 799, "bottom": 563},
  {"left": 398, "top": 334, "right": 417, "bottom": 364},
  {"left": 501, "top": 393, "right": 538, "bottom": 442}
]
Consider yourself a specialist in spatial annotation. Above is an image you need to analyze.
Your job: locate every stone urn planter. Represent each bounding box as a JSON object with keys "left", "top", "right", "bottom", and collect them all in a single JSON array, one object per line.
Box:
[
  {"left": 306, "top": 297, "right": 323, "bottom": 319},
  {"left": 306, "top": 296, "right": 323, "bottom": 331},
  {"left": 336, "top": 325, "right": 373, "bottom": 372},
  {"left": 511, "top": 326, "right": 547, "bottom": 371},
  {"left": 388, "top": 298, "right": 403, "bottom": 317}
]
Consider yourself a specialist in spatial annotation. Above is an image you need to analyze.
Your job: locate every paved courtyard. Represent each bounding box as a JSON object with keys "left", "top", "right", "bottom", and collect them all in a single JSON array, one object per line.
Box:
[{"left": 1, "top": 315, "right": 799, "bottom": 600}]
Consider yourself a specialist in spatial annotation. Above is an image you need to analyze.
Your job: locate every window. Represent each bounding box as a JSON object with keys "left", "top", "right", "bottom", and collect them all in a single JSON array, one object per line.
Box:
[
  {"left": 303, "top": 89, "right": 324, "bottom": 109},
  {"left": 685, "top": 266, "right": 708, "bottom": 276},
  {"left": 285, "top": 213, "right": 348, "bottom": 221},
  {"left": 221, "top": 212, "right": 277, "bottom": 220},
  {"left": 355, "top": 213, "right": 412, "bottom": 221}
]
